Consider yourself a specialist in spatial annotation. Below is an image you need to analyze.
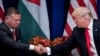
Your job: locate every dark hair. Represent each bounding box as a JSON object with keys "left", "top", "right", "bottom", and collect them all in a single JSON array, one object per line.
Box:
[{"left": 4, "top": 7, "right": 20, "bottom": 17}]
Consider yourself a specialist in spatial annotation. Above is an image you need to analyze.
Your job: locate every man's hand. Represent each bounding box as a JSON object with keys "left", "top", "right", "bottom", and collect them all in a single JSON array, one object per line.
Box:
[
  {"left": 34, "top": 44, "right": 47, "bottom": 55},
  {"left": 39, "top": 44, "right": 47, "bottom": 54}
]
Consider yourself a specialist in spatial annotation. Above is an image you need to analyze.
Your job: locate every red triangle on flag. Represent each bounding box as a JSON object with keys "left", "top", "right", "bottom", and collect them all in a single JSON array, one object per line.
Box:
[{"left": 27, "top": 0, "right": 40, "bottom": 6}]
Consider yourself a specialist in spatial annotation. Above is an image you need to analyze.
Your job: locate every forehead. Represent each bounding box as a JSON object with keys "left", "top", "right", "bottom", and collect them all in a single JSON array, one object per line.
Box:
[
  {"left": 11, "top": 14, "right": 21, "bottom": 19},
  {"left": 11, "top": 13, "right": 20, "bottom": 16}
]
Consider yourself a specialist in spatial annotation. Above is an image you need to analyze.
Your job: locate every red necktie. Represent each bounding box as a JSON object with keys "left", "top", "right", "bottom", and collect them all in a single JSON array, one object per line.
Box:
[
  {"left": 85, "top": 28, "right": 92, "bottom": 56},
  {"left": 12, "top": 30, "right": 16, "bottom": 41}
]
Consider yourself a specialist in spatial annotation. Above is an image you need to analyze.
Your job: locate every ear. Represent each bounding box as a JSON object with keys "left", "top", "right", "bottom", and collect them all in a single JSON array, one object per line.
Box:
[
  {"left": 5, "top": 16, "right": 9, "bottom": 19},
  {"left": 5, "top": 16, "right": 11, "bottom": 20}
]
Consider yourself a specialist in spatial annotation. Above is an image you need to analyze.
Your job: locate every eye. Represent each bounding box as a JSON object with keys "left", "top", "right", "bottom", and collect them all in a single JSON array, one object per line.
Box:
[{"left": 81, "top": 14, "right": 86, "bottom": 18}]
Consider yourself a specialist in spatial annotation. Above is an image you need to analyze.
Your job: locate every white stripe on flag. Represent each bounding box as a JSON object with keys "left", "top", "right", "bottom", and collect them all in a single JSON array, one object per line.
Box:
[
  {"left": 22, "top": 0, "right": 50, "bottom": 38},
  {"left": 0, "top": 0, "right": 4, "bottom": 12},
  {"left": 0, "top": 0, "right": 4, "bottom": 23}
]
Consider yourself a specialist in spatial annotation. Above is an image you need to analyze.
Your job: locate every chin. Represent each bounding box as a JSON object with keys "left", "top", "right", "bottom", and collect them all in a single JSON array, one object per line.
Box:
[
  {"left": 13, "top": 26, "right": 18, "bottom": 29},
  {"left": 78, "top": 26, "right": 82, "bottom": 28}
]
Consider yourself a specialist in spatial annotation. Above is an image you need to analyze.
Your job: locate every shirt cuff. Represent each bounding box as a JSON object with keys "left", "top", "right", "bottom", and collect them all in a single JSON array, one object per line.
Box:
[
  {"left": 46, "top": 47, "right": 51, "bottom": 55},
  {"left": 29, "top": 45, "right": 34, "bottom": 50}
]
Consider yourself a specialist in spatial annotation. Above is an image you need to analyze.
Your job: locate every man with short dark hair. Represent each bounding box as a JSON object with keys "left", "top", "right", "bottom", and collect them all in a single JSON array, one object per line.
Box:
[{"left": 0, "top": 7, "right": 42, "bottom": 56}]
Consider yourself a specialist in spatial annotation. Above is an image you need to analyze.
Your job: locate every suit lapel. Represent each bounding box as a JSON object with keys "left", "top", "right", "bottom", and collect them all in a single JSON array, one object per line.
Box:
[
  {"left": 15, "top": 28, "right": 21, "bottom": 42},
  {"left": 2, "top": 22, "right": 13, "bottom": 37},
  {"left": 2, "top": 22, "right": 21, "bottom": 42},
  {"left": 93, "top": 20, "right": 100, "bottom": 55},
  {"left": 75, "top": 28, "right": 88, "bottom": 55}
]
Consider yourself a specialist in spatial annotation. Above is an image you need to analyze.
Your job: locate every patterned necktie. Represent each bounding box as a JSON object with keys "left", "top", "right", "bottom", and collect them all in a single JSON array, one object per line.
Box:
[
  {"left": 85, "top": 28, "right": 92, "bottom": 56},
  {"left": 12, "top": 30, "right": 16, "bottom": 41}
]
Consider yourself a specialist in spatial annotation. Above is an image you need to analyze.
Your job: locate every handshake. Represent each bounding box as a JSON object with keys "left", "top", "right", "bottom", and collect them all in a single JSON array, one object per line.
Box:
[
  {"left": 29, "top": 36, "right": 68, "bottom": 55},
  {"left": 34, "top": 44, "right": 47, "bottom": 55}
]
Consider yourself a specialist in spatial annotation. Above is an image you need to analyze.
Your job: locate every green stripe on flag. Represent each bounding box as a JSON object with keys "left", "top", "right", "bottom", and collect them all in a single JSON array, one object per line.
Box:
[{"left": 18, "top": 0, "right": 46, "bottom": 43}]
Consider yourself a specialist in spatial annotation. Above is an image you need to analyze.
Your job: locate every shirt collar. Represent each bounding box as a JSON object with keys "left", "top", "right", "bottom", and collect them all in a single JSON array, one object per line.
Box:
[
  {"left": 10, "top": 28, "right": 14, "bottom": 32},
  {"left": 88, "top": 19, "right": 93, "bottom": 30}
]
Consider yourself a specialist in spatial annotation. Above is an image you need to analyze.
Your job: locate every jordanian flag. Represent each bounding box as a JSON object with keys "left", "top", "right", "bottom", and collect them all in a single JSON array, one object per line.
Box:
[{"left": 18, "top": 0, "right": 50, "bottom": 43}]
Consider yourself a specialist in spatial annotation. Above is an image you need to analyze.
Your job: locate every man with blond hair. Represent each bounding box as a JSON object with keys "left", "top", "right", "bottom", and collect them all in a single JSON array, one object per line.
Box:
[{"left": 39, "top": 7, "right": 100, "bottom": 56}]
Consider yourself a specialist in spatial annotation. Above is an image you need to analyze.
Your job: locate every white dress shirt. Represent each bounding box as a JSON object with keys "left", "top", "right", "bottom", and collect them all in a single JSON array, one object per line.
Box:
[{"left": 87, "top": 20, "right": 98, "bottom": 56}]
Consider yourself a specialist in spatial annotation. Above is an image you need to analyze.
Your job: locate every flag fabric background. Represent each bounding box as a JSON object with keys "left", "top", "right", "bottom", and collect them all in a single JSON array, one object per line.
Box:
[
  {"left": 63, "top": 0, "right": 98, "bottom": 56},
  {"left": 0, "top": 0, "right": 4, "bottom": 23},
  {"left": 97, "top": 0, "right": 100, "bottom": 19},
  {"left": 18, "top": 0, "right": 50, "bottom": 43},
  {"left": 1, "top": 0, "right": 100, "bottom": 56},
  {"left": 50, "top": 0, "right": 70, "bottom": 40}
]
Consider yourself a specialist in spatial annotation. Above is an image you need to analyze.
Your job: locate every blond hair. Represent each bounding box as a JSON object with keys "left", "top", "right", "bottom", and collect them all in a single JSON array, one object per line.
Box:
[{"left": 72, "top": 7, "right": 93, "bottom": 19}]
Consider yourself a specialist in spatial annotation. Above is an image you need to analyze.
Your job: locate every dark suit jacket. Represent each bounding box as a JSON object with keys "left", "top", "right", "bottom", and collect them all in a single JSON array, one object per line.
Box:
[
  {"left": 50, "top": 19, "right": 100, "bottom": 56},
  {"left": 0, "top": 22, "right": 29, "bottom": 56}
]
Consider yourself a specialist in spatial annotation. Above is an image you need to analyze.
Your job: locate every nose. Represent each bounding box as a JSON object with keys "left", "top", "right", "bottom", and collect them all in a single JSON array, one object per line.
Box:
[
  {"left": 74, "top": 19, "right": 77, "bottom": 23},
  {"left": 17, "top": 21, "right": 20, "bottom": 24}
]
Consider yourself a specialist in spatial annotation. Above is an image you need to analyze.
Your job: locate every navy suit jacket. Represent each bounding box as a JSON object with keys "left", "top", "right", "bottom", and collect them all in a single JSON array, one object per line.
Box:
[
  {"left": 50, "top": 19, "right": 100, "bottom": 56},
  {"left": 0, "top": 22, "right": 29, "bottom": 56}
]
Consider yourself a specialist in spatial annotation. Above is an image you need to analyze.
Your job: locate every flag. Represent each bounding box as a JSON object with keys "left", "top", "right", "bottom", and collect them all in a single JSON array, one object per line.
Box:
[
  {"left": 18, "top": 0, "right": 50, "bottom": 43},
  {"left": 63, "top": 0, "right": 98, "bottom": 56},
  {"left": 0, "top": 0, "right": 4, "bottom": 23}
]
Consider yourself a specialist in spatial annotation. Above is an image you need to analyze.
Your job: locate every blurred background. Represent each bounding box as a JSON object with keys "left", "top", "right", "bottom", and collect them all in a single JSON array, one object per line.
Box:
[{"left": 0, "top": 0, "right": 100, "bottom": 56}]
